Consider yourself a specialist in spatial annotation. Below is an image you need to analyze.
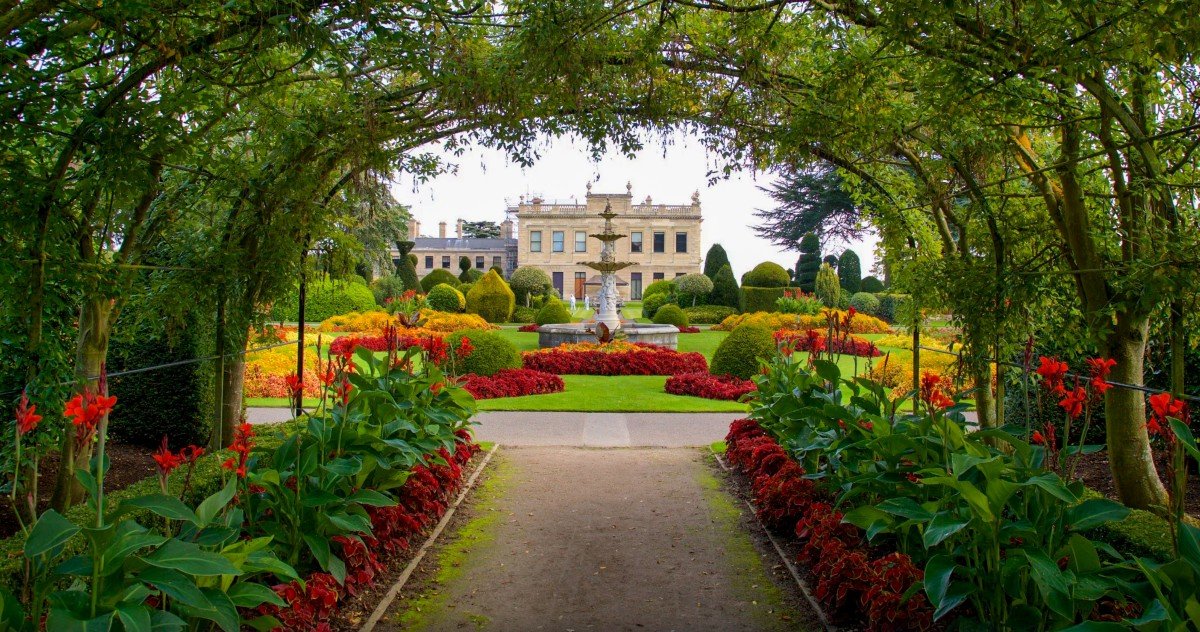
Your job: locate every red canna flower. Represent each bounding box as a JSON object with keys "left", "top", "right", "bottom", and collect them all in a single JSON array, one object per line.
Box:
[
  {"left": 15, "top": 391, "right": 42, "bottom": 436},
  {"left": 1086, "top": 357, "right": 1116, "bottom": 395},
  {"left": 222, "top": 423, "right": 255, "bottom": 479},
  {"left": 335, "top": 378, "right": 352, "bottom": 406},
  {"left": 181, "top": 445, "right": 205, "bottom": 463},
  {"left": 1036, "top": 356, "right": 1069, "bottom": 395},
  {"left": 920, "top": 371, "right": 954, "bottom": 410},
  {"left": 1031, "top": 431, "right": 1046, "bottom": 445},
  {"left": 430, "top": 381, "right": 444, "bottom": 395},
  {"left": 457, "top": 336, "right": 474, "bottom": 357},
  {"left": 284, "top": 373, "right": 303, "bottom": 398},
  {"left": 1058, "top": 386, "right": 1087, "bottom": 419},
  {"left": 319, "top": 366, "right": 336, "bottom": 387},
  {"left": 65, "top": 386, "right": 118, "bottom": 449},
  {"left": 1147, "top": 392, "right": 1186, "bottom": 439}
]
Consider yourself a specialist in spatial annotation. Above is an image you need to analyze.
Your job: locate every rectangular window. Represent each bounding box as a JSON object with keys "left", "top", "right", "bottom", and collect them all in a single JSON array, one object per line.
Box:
[
  {"left": 476, "top": 256, "right": 485, "bottom": 269},
  {"left": 653, "top": 232, "right": 665, "bottom": 253},
  {"left": 441, "top": 256, "right": 451, "bottom": 268},
  {"left": 653, "top": 272, "right": 665, "bottom": 281},
  {"left": 675, "top": 272, "right": 685, "bottom": 278},
  {"left": 492, "top": 255, "right": 502, "bottom": 268},
  {"left": 630, "top": 273, "right": 643, "bottom": 300},
  {"left": 552, "top": 231, "right": 565, "bottom": 253},
  {"left": 425, "top": 256, "right": 434, "bottom": 269},
  {"left": 530, "top": 231, "right": 542, "bottom": 252},
  {"left": 675, "top": 232, "right": 687, "bottom": 253},
  {"left": 575, "top": 231, "right": 587, "bottom": 252},
  {"left": 630, "top": 231, "right": 643, "bottom": 253}
]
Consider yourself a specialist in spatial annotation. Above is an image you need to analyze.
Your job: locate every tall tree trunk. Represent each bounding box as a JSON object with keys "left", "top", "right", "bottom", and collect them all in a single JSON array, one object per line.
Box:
[
  {"left": 973, "top": 365, "right": 996, "bottom": 429},
  {"left": 1104, "top": 316, "right": 1168, "bottom": 509},
  {"left": 50, "top": 297, "right": 112, "bottom": 510}
]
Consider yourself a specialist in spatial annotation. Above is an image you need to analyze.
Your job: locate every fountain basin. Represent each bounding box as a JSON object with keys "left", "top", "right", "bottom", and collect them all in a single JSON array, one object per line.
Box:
[{"left": 536, "top": 323, "right": 680, "bottom": 349}]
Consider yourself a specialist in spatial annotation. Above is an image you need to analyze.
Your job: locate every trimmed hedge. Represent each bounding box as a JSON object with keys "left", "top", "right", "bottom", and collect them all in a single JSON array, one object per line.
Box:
[
  {"left": 465, "top": 270, "right": 515, "bottom": 323},
  {"left": 447, "top": 330, "right": 521, "bottom": 376},
  {"left": 268, "top": 279, "right": 377, "bottom": 322},
  {"left": 511, "top": 306, "right": 538, "bottom": 323},
  {"left": 710, "top": 324, "right": 775, "bottom": 380},
  {"left": 741, "top": 287, "right": 786, "bottom": 313},
  {"left": 708, "top": 264, "right": 741, "bottom": 310},
  {"left": 652, "top": 303, "right": 689, "bottom": 327},
  {"left": 744, "top": 261, "right": 791, "bottom": 288},
  {"left": 427, "top": 283, "right": 466, "bottom": 312},
  {"left": 861, "top": 276, "right": 886, "bottom": 293},
  {"left": 420, "top": 268, "right": 460, "bottom": 293},
  {"left": 683, "top": 305, "right": 738, "bottom": 324},
  {"left": 641, "top": 292, "right": 673, "bottom": 319},
  {"left": 849, "top": 292, "right": 881, "bottom": 316},
  {"left": 535, "top": 299, "right": 572, "bottom": 325}
]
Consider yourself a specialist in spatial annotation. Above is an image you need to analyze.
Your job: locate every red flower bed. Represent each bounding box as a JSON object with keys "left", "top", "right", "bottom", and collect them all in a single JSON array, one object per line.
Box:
[
  {"left": 725, "top": 420, "right": 933, "bottom": 630},
  {"left": 677, "top": 325, "right": 701, "bottom": 333},
  {"left": 517, "top": 323, "right": 540, "bottom": 332},
  {"left": 329, "top": 333, "right": 449, "bottom": 363},
  {"left": 774, "top": 330, "right": 881, "bottom": 357},
  {"left": 256, "top": 432, "right": 480, "bottom": 631},
  {"left": 522, "top": 345, "right": 707, "bottom": 376},
  {"left": 461, "top": 369, "right": 564, "bottom": 399},
  {"left": 665, "top": 372, "right": 755, "bottom": 400}
]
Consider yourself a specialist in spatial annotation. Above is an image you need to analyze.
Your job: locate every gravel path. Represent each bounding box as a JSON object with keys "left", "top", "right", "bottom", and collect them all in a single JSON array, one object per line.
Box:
[{"left": 378, "top": 447, "right": 815, "bottom": 631}]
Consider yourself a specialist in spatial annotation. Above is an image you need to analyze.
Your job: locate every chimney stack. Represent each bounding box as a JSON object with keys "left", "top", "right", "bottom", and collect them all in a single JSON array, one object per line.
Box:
[
  {"left": 501, "top": 219, "right": 515, "bottom": 240},
  {"left": 438, "top": 221, "right": 447, "bottom": 238},
  {"left": 408, "top": 220, "right": 421, "bottom": 239},
  {"left": 456, "top": 219, "right": 464, "bottom": 239}
]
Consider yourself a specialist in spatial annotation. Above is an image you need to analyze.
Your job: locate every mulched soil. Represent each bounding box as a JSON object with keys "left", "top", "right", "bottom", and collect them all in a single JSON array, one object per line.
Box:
[
  {"left": 1074, "top": 450, "right": 1200, "bottom": 514},
  {"left": 0, "top": 441, "right": 158, "bottom": 540}
]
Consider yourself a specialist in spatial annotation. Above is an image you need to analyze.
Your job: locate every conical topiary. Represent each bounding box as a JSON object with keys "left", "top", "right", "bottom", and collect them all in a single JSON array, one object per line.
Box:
[{"left": 466, "top": 269, "right": 515, "bottom": 323}]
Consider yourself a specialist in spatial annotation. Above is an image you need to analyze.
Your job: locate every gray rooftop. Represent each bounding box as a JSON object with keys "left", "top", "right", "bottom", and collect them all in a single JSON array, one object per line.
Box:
[{"left": 411, "top": 237, "right": 513, "bottom": 251}]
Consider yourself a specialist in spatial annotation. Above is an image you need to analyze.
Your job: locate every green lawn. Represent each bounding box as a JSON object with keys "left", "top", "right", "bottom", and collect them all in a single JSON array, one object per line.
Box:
[
  {"left": 475, "top": 375, "right": 749, "bottom": 412},
  {"left": 677, "top": 330, "right": 725, "bottom": 359}
]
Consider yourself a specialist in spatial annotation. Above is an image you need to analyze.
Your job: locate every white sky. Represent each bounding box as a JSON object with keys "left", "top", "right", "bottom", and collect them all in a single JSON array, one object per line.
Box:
[{"left": 390, "top": 132, "right": 878, "bottom": 278}]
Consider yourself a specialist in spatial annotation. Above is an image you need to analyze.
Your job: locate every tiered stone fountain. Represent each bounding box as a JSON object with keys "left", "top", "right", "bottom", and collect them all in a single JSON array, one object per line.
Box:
[{"left": 537, "top": 201, "right": 680, "bottom": 349}]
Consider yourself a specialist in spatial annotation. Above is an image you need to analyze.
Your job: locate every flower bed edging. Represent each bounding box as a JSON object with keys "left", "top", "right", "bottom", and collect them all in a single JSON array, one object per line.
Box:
[{"left": 723, "top": 419, "right": 935, "bottom": 631}]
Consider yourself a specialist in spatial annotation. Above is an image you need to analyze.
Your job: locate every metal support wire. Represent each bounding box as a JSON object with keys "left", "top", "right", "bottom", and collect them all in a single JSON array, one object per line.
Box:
[{"left": 914, "top": 344, "right": 1200, "bottom": 404}]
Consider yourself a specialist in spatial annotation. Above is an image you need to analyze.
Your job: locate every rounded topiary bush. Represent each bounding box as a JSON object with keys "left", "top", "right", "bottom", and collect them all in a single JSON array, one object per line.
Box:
[
  {"left": 420, "top": 268, "right": 460, "bottom": 293},
  {"left": 535, "top": 299, "right": 572, "bottom": 325},
  {"left": 710, "top": 324, "right": 775, "bottom": 380},
  {"left": 675, "top": 273, "right": 714, "bottom": 306},
  {"left": 652, "top": 303, "right": 689, "bottom": 328},
  {"left": 643, "top": 279, "right": 676, "bottom": 299},
  {"left": 641, "top": 292, "right": 673, "bottom": 319},
  {"left": 269, "top": 279, "right": 377, "bottom": 322},
  {"left": 447, "top": 330, "right": 521, "bottom": 376},
  {"left": 509, "top": 266, "right": 553, "bottom": 305},
  {"left": 849, "top": 292, "right": 881, "bottom": 316},
  {"left": 743, "top": 261, "right": 791, "bottom": 288},
  {"left": 427, "top": 283, "right": 466, "bottom": 312},
  {"left": 511, "top": 306, "right": 538, "bottom": 323},
  {"left": 465, "top": 269, "right": 515, "bottom": 323},
  {"left": 861, "top": 276, "right": 886, "bottom": 293}
]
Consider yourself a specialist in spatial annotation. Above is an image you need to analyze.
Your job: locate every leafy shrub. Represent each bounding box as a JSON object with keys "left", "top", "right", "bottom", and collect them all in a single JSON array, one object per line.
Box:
[
  {"left": 876, "top": 293, "right": 913, "bottom": 324},
  {"left": 464, "top": 268, "right": 484, "bottom": 282},
  {"left": 269, "top": 279, "right": 377, "bottom": 322},
  {"left": 710, "top": 324, "right": 775, "bottom": 379},
  {"left": 836, "top": 293, "right": 851, "bottom": 310},
  {"left": 465, "top": 269, "right": 515, "bottom": 323},
  {"left": 370, "top": 275, "right": 408, "bottom": 305},
  {"left": 684, "top": 305, "right": 738, "bottom": 324},
  {"left": 708, "top": 264, "right": 742, "bottom": 310},
  {"left": 849, "top": 292, "right": 881, "bottom": 316},
  {"left": 509, "top": 266, "right": 553, "bottom": 305},
  {"left": 861, "top": 276, "right": 886, "bottom": 293},
  {"left": 814, "top": 263, "right": 840, "bottom": 307},
  {"left": 511, "top": 306, "right": 538, "bottom": 323},
  {"left": 535, "top": 299, "right": 572, "bottom": 325},
  {"left": 447, "top": 330, "right": 521, "bottom": 376},
  {"left": 461, "top": 368, "right": 564, "bottom": 399},
  {"left": 420, "top": 268, "right": 460, "bottom": 293},
  {"left": 675, "top": 273, "right": 714, "bottom": 306},
  {"left": 108, "top": 309, "right": 213, "bottom": 447},
  {"left": 643, "top": 279, "right": 676, "bottom": 298},
  {"left": 458, "top": 282, "right": 474, "bottom": 297},
  {"left": 652, "top": 303, "right": 689, "bottom": 327},
  {"left": 665, "top": 372, "right": 755, "bottom": 400},
  {"left": 742, "top": 287, "right": 786, "bottom": 312},
  {"left": 641, "top": 292, "right": 673, "bottom": 319},
  {"left": 743, "top": 261, "right": 791, "bottom": 288},
  {"left": 427, "top": 283, "right": 466, "bottom": 312}
]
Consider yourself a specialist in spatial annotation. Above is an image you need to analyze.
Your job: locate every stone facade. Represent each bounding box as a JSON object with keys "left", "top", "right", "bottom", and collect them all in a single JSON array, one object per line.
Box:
[
  {"left": 512, "top": 184, "right": 703, "bottom": 301},
  {"left": 394, "top": 219, "right": 518, "bottom": 279}
]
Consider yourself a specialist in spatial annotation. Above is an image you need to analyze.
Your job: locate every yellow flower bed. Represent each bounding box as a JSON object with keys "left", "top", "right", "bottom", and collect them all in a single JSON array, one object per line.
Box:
[
  {"left": 714, "top": 309, "right": 891, "bottom": 334},
  {"left": 873, "top": 334, "right": 952, "bottom": 353},
  {"left": 525, "top": 340, "right": 640, "bottom": 354},
  {"left": 867, "top": 350, "right": 968, "bottom": 399},
  {"left": 419, "top": 310, "right": 497, "bottom": 332},
  {"left": 318, "top": 310, "right": 395, "bottom": 333},
  {"left": 246, "top": 345, "right": 320, "bottom": 376}
]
